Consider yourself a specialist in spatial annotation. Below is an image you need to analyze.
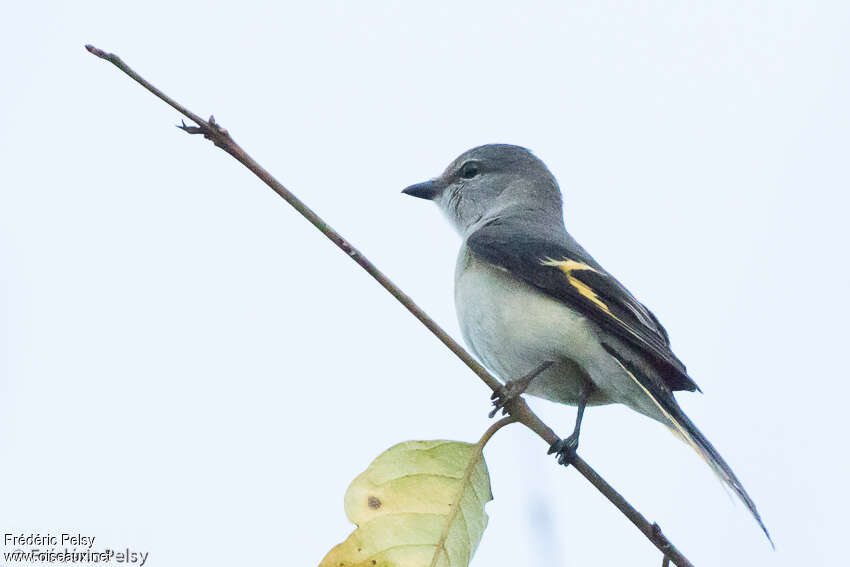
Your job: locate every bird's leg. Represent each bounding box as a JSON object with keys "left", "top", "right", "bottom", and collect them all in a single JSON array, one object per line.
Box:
[
  {"left": 548, "top": 380, "right": 595, "bottom": 466},
  {"left": 489, "top": 361, "right": 553, "bottom": 418}
]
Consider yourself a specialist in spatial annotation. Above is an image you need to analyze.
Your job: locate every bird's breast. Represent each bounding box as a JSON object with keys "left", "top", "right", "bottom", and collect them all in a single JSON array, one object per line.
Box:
[{"left": 453, "top": 246, "right": 607, "bottom": 406}]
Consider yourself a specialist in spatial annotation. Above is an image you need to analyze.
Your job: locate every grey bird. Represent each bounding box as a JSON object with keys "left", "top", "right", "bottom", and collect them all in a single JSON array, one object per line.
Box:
[{"left": 402, "top": 143, "right": 771, "bottom": 544}]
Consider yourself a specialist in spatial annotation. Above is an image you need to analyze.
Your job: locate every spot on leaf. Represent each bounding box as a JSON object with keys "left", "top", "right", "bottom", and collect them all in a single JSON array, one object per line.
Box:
[{"left": 319, "top": 440, "right": 493, "bottom": 567}]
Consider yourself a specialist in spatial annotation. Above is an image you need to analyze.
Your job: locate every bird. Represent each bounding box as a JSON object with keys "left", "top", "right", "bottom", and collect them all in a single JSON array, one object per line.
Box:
[{"left": 402, "top": 143, "right": 771, "bottom": 544}]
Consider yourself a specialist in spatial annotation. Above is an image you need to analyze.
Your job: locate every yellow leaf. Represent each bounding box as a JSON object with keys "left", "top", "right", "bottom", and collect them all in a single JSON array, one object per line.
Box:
[{"left": 319, "top": 440, "right": 493, "bottom": 567}]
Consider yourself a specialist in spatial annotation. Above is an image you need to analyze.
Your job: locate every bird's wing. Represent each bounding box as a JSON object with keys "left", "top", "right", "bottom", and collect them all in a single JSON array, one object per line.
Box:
[{"left": 465, "top": 218, "right": 699, "bottom": 392}]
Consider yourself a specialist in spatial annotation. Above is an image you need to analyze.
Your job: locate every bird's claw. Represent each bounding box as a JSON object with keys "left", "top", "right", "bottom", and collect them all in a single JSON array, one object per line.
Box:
[
  {"left": 488, "top": 362, "right": 553, "bottom": 419},
  {"left": 548, "top": 434, "right": 579, "bottom": 467},
  {"left": 489, "top": 382, "right": 522, "bottom": 418}
]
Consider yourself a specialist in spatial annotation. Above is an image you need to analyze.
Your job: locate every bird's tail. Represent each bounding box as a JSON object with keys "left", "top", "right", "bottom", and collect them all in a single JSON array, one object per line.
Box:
[
  {"left": 604, "top": 348, "right": 773, "bottom": 546},
  {"left": 664, "top": 403, "right": 774, "bottom": 548}
]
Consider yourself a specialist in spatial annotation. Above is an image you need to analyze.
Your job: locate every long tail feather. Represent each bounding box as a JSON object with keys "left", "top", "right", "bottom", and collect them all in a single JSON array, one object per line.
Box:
[
  {"left": 605, "top": 348, "right": 773, "bottom": 546},
  {"left": 666, "top": 405, "right": 774, "bottom": 548}
]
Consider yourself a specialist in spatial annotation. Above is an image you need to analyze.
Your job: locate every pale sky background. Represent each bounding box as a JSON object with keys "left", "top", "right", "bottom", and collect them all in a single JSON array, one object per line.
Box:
[{"left": 2, "top": 2, "right": 849, "bottom": 566}]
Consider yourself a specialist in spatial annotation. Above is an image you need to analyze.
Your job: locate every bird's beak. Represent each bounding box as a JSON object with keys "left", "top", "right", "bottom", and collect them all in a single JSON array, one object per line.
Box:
[{"left": 402, "top": 180, "right": 440, "bottom": 200}]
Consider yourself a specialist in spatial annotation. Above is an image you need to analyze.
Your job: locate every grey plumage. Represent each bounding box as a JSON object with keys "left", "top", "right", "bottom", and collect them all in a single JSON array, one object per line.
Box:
[{"left": 403, "top": 144, "right": 771, "bottom": 544}]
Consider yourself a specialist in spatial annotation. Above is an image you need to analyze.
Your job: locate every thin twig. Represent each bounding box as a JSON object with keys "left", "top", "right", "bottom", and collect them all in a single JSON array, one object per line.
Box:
[{"left": 85, "top": 45, "right": 695, "bottom": 567}]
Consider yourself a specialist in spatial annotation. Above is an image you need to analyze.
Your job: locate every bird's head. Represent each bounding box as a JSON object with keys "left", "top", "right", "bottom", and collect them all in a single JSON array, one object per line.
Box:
[{"left": 402, "top": 144, "right": 563, "bottom": 237}]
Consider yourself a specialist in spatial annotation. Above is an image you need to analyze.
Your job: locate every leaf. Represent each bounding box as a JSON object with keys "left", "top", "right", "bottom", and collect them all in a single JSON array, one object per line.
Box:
[{"left": 319, "top": 440, "right": 493, "bottom": 567}]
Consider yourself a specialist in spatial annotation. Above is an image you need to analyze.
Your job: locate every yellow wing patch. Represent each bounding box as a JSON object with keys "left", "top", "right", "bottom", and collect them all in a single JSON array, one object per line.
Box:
[{"left": 541, "top": 258, "right": 618, "bottom": 318}]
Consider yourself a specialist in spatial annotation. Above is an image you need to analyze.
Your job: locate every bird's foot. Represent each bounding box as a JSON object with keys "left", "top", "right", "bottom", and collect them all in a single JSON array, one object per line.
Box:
[
  {"left": 489, "top": 381, "right": 526, "bottom": 418},
  {"left": 488, "top": 361, "right": 553, "bottom": 418},
  {"left": 547, "top": 433, "right": 579, "bottom": 467}
]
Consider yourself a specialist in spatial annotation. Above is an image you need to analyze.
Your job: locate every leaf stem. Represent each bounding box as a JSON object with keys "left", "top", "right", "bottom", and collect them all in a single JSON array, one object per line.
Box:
[{"left": 477, "top": 416, "right": 517, "bottom": 449}]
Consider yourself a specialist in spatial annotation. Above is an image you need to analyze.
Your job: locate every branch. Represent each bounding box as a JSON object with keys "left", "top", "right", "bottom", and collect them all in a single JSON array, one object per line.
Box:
[{"left": 85, "top": 44, "right": 694, "bottom": 567}]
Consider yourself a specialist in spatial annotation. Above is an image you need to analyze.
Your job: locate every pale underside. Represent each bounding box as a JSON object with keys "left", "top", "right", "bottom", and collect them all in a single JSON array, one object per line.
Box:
[{"left": 454, "top": 246, "right": 666, "bottom": 424}]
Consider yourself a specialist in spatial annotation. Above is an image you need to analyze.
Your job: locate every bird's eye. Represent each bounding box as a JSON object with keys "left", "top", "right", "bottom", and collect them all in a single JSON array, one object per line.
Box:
[{"left": 460, "top": 162, "right": 480, "bottom": 179}]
